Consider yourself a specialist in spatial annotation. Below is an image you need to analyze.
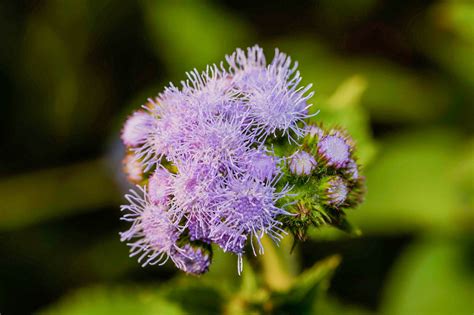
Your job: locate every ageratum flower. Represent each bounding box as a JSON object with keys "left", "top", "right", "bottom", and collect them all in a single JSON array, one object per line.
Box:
[
  {"left": 345, "top": 159, "right": 360, "bottom": 181},
  {"left": 148, "top": 167, "right": 172, "bottom": 205},
  {"left": 120, "top": 186, "right": 181, "bottom": 267},
  {"left": 172, "top": 244, "right": 212, "bottom": 275},
  {"left": 305, "top": 124, "right": 324, "bottom": 141},
  {"left": 210, "top": 174, "right": 291, "bottom": 262},
  {"left": 121, "top": 111, "right": 154, "bottom": 147},
  {"left": 243, "top": 149, "right": 279, "bottom": 182},
  {"left": 119, "top": 45, "right": 324, "bottom": 275},
  {"left": 227, "top": 46, "right": 314, "bottom": 142}
]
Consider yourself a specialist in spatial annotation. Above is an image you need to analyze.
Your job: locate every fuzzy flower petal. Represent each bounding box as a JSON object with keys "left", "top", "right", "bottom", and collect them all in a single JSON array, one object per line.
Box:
[
  {"left": 121, "top": 111, "right": 155, "bottom": 147},
  {"left": 172, "top": 244, "right": 212, "bottom": 275},
  {"left": 120, "top": 186, "right": 181, "bottom": 267}
]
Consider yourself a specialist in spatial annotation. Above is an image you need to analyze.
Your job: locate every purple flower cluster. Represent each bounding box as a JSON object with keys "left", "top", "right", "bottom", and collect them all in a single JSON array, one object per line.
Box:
[{"left": 120, "top": 45, "right": 313, "bottom": 274}]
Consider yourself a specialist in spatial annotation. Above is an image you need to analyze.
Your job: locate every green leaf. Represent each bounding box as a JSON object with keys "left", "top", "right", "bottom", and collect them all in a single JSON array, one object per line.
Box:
[
  {"left": 351, "top": 128, "right": 472, "bottom": 234},
  {"left": 278, "top": 38, "right": 451, "bottom": 123},
  {"left": 381, "top": 237, "right": 474, "bottom": 315},
  {"left": 142, "top": 0, "right": 251, "bottom": 77},
  {"left": 40, "top": 286, "right": 185, "bottom": 315},
  {"left": 0, "top": 159, "right": 120, "bottom": 231},
  {"left": 159, "top": 278, "right": 225, "bottom": 315},
  {"left": 271, "top": 255, "right": 341, "bottom": 314}
]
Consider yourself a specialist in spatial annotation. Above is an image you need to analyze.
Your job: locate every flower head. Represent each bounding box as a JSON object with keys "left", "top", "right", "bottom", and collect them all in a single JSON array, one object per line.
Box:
[
  {"left": 120, "top": 187, "right": 180, "bottom": 266},
  {"left": 227, "top": 46, "right": 314, "bottom": 142},
  {"left": 244, "top": 150, "right": 279, "bottom": 181},
  {"left": 345, "top": 159, "right": 360, "bottom": 181},
  {"left": 172, "top": 243, "right": 212, "bottom": 275},
  {"left": 305, "top": 124, "right": 324, "bottom": 140},
  {"left": 210, "top": 175, "right": 290, "bottom": 257},
  {"left": 121, "top": 111, "right": 155, "bottom": 147}
]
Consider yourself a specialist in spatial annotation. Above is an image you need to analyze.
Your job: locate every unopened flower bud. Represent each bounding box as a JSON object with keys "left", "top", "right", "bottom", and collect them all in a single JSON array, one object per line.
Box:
[
  {"left": 319, "top": 176, "right": 348, "bottom": 207},
  {"left": 306, "top": 124, "right": 324, "bottom": 140},
  {"left": 122, "top": 153, "right": 144, "bottom": 184},
  {"left": 317, "top": 133, "right": 352, "bottom": 168},
  {"left": 345, "top": 159, "right": 360, "bottom": 181},
  {"left": 288, "top": 151, "right": 317, "bottom": 175}
]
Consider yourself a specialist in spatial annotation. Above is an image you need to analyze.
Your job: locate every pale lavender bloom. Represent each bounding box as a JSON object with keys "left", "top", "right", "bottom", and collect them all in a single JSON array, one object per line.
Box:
[
  {"left": 181, "top": 65, "right": 236, "bottom": 114},
  {"left": 176, "top": 113, "right": 254, "bottom": 171},
  {"left": 120, "top": 186, "right": 181, "bottom": 267},
  {"left": 172, "top": 244, "right": 211, "bottom": 275},
  {"left": 148, "top": 167, "right": 172, "bottom": 205},
  {"left": 323, "top": 176, "right": 348, "bottom": 207},
  {"left": 226, "top": 45, "right": 314, "bottom": 142},
  {"left": 288, "top": 151, "right": 317, "bottom": 175},
  {"left": 168, "top": 161, "right": 223, "bottom": 241},
  {"left": 243, "top": 149, "right": 279, "bottom": 181},
  {"left": 187, "top": 214, "right": 212, "bottom": 243},
  {"left": 211, "top": 228, "right": 248, "bottom": 254},
  {"left": 121, "top": 111, "right": 155, "bottom": 147},
  {"left": 317, "top": 135, "right": 351, "bottom": 168},
  {"left": 210, "top": 175, "right": 290, "bottom": 257},
  {"left": 136, "top": 97, "right": 192, "bottom": 167}
]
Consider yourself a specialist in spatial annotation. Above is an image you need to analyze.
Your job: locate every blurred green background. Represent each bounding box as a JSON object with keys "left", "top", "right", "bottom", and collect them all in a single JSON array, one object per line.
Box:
[{"left": 0, "top": 0, "right": 473, "bottom": 314}]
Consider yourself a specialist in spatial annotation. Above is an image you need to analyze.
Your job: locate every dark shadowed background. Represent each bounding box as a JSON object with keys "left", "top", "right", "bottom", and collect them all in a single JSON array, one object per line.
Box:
[{"left": 0, "top": 0, "right": 473, "bottom": 314}]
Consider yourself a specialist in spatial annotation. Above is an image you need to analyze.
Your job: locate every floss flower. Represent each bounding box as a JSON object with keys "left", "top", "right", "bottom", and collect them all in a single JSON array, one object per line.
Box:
[
  {"left": 119, "top": 45, "right": 365, "bottom": 275},
  {"left": 121, "top": 111, "right": 154, "bottom": 147}
]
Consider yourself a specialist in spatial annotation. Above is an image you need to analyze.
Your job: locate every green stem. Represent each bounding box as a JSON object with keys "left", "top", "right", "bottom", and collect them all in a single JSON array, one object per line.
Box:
[{"left": 260, "top": 236, "right": 294, "bottom": 292}]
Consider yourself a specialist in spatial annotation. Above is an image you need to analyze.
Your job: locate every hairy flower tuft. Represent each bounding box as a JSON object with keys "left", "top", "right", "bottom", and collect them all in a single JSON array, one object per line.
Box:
[
  {"left": 172, "top": 243, "right": 212, "bottom": 275},
  {"left": 120, "top": 186, "right": 180, "bottom": 267},
  {"left": 121, "top": 111, "right": 154, "bottom": 147}
]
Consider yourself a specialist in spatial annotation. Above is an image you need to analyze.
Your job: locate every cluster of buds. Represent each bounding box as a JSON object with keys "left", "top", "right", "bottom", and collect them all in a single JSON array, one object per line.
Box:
[{"left": 281, "top": 125, "right": 365, "bottom": 240}]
